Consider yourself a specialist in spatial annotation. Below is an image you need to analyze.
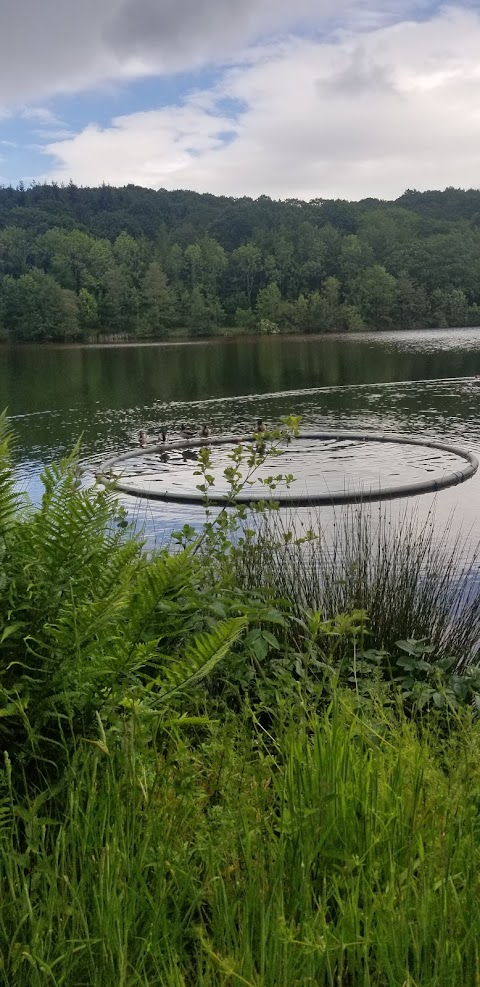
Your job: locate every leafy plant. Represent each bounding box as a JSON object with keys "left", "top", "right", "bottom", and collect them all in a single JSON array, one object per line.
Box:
[{"left": 0, "top": 414, "right": 247, "bottom": 781}]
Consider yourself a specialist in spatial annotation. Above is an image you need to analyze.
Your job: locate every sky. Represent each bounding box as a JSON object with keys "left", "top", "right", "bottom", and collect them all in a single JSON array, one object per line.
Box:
[{"left": 1, "top": 0, "right": 480, "bottom": 200}]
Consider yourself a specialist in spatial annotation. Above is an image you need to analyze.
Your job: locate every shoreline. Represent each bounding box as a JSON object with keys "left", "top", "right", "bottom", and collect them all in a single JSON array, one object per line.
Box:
[{"left": 1, "top": 324, "right": 479, "bottom": 351}]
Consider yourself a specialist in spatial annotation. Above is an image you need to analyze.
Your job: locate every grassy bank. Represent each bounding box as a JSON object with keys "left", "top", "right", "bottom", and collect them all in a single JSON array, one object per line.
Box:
[
  {"left": 2, "top": 416, "right": 480, "bottom": 984},
  {"left": 3, "top": 699, "right": 480, "bottom": 986}
]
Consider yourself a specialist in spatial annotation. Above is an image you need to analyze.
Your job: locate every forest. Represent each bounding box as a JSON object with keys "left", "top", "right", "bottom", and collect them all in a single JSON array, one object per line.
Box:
[{"left": 2, "top": 182, "right": 480, "bottom": 340}]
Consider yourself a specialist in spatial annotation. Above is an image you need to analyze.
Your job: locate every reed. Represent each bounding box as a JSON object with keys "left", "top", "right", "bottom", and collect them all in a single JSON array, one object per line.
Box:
[{"left": 235, "top": 503, "right": 480, "bottom": 666}]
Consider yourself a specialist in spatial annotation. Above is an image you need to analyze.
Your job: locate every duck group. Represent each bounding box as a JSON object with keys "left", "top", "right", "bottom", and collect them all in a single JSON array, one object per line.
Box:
[
  {"left": 179, "top": 423, "right": 210, "bottom": 440},
  {"left": 137, "top": 420, "right": 269, "bottom": 448},
  {"left": 138, "top": 428, "right": 167, "bottom": 447}
]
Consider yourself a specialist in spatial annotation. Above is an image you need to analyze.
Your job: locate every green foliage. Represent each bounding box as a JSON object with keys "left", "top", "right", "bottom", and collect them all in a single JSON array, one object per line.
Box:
[
  {"left": 0, "top": 420, "right": 248, "bottom": 779},
  {"left": 2, "top": 183, "right": 480, "bottom": 340},
  {"left": 350, "top": 263, "right": 398, "bottom": 328},
  {"left": 255, "top": 282, "right": 284, "bottom": 326},
  {"left": 235, "top": 305, "right": 257, "bottom": 331},
  {"left": 2, "top": 694, "right": 480, "bottom": 984},
  {"left": 1, "top": 268, "right": 79, "bottom": 340},
  {"left": 3, "top": 415, "right": 480, "bottom": 982},
  {"left": 236, "top": 504, "right": 480, "bottom": 673},
  {"left": 77, "top": 286, "right": 98, "bottom": 331}
]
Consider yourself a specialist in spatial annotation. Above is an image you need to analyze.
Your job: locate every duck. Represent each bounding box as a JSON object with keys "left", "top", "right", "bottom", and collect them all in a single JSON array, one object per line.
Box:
[
  {"left": 180, "top": 424, "right": 196, "bottom": 440},
  {"left": 182, "top": 449, "right": 198, "bottom": 462},
  {"left": 200, "top": 423, "right": 210, "bottom": 438},
  {"left": 256, "top": 419, "right": 267, "bottom": 434},
  {"left": 139, "top": 429, "right": 148, "bottom": 448}
]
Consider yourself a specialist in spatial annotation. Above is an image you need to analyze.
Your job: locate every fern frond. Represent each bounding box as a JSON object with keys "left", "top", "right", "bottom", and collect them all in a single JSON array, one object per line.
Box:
[
  {"left": 124, "top": 550, "right": 194, "bottom": 642},
  {"left": 151, "top": 617, "right": 247, "bottom": 704},
  {"left": 0, "top": 410, "right": 22, "bottom": 534}
]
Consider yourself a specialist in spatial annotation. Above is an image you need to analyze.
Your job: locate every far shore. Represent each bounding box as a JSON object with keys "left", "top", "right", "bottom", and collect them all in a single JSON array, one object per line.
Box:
[{"left": 1, "top": 324, "right": 479, "bottom": 351}]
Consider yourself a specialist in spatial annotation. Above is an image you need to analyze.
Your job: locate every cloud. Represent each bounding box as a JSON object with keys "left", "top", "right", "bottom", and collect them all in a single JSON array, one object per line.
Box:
[
  {"left": 42, "top": 7, "right": 480, "bottom": 200},
  {"left": 45, "top": 103, "right": 236, "bottom": 187},
  {"left": 0, "top": 0, "right": 434, "bottom": 109},
  {"left": 20, "top": 107, "right": 65, "bottom": 125},
  {"left": 104, "top": 0, "right": 283, "bottom": 62}
]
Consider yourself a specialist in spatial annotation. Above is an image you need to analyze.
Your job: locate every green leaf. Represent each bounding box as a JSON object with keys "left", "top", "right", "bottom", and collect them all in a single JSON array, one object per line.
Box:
[
  {"left": 153, "top": 617, "right": 247, "bottom": 704},
  {"left": 0, "top": 622, "right": 25, "bottom": 644},
  {"left": 261, "top": 630, "right": 281, "bottom": 650}
]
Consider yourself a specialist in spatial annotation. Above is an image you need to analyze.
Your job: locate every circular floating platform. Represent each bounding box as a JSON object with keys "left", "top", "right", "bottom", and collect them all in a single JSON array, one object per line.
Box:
[{"left": 99, "top": 430, "right": 479, "bottom": 507}]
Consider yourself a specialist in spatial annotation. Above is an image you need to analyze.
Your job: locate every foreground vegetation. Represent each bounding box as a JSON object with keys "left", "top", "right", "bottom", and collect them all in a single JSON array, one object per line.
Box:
[
  {"left": 4, "top": 698, "right": 480, "bottom": 986},
  {"left": 3, "top": 415, "right": 480, "bottom": 984},
  {"left": 2, "top": 183, "right": 480, "bottom": 340}
]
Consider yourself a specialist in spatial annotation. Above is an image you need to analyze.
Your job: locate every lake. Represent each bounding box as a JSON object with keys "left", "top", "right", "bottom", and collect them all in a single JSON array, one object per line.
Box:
[{"left": 3, "top": 328, "right": 480, "bottom": 551}]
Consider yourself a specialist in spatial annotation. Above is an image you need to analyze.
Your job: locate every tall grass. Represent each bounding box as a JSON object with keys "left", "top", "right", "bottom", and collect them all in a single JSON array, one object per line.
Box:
[
  {"left": 1, "top": 696, "right": 480, "bottom": 985},
  {"left": 5, "top": 420, "right": 480, "bottom": 986},
  {"left": 236, "top": 504, "right": 480, "bottom": 666}
]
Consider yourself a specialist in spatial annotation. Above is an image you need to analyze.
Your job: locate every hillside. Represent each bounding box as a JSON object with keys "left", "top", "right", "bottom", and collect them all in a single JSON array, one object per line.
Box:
[{"left": 1, "top": 183, "right": 480, "bottom": 340}]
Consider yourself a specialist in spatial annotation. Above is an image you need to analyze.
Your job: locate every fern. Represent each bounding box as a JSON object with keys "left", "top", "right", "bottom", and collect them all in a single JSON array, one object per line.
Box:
[
  {"left": 0, "top": 411, "right": 23, "bottom": 535},
  {"left": 150, "top": 617, "right": 247, "bottom": 703},
  {"left": 0, "top": 438, "right": 250, "bottom": 782}
]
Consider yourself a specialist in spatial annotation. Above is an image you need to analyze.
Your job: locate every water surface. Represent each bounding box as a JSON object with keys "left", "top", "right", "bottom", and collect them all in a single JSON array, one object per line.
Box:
[{"left": 3, "top": 328, "right": 480, "bottom": 547}]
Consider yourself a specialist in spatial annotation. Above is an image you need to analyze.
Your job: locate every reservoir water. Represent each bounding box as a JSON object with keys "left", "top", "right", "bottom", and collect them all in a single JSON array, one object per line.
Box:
[{"left": 3, "top": 327, "right": 480, "bottom": 550}]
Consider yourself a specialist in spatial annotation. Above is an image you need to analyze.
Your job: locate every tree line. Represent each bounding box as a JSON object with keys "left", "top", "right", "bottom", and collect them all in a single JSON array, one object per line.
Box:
[{"left": 1, "top": 182, "right": 480, "bottom": 341}]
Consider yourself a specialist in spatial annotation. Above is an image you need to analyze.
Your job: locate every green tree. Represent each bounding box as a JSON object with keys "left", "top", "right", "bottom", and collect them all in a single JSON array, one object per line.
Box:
[
  {"left": 78, "top": 288, "right": 99, "bottom": 334},
  {"left": 113, "top": 231, "right": 139, "bottom": 269},
  {"left": 351, "top": 264, "right": 398, "bottom": 329},
  {"left": 285, "top": 293, "right": 309, "bottom": 332},
  {"left": 255, "top": 283, "right": 283, "bottom": 326},
  {"left": 2, "top": 181, "right": 480, "bottom": 341},
  {"left": 394, "top": 275, "right": 428, "bottom": 329},
  {"left": 163, "top": 243, "right": 184, "bottom": 288},
  {"left": 296, "top": 222, "right": 328, "bottom": 293},
  {"left": 339, "top": 235, "right": 374, "bottom": 283},
  {"left": 231, "top": 244, "right": 262, "bottom": 306},
  {"left": 199, "top": 237, "right": 226, "bottom": 295},
  {"left": 358, "top": 208, "right": 421, "bottom": 265},
  {"left": 341, "top": 303, "right": 365, "bottom": 331},
  {"left": 429, "top": 287, "right": 468, "bottom": 328},
  {"left": 140, "top": 262, "right": 176, "bottom": 336},
  {"left": 235, "top": 307, "right": 256, "bottom": 331},
  {"left": 99, "top": 264, "right": 139, "bottom": 334},
  {"left": 0, "top": 227, "right": 31, "bottom": 276},
  {"left": 419, "top": 232, "right": 480, "bottom": 295},
  {"left": 307, "top": 277, "right": 342, "bottom": 332},
  {"left": 184, "top": 244, "right": 202, "bottom": 289},
  {"left": 2, "top": 269, "right": 79, "bottom": 341},
  {"left": 185, "top": 286, "right": 224, "bottom": 334},
  {"left": 467, "top": 302, "right": 480, "bottom": 327}
]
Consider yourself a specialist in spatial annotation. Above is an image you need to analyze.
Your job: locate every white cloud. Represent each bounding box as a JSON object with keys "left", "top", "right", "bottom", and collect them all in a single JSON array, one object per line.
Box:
[
  {"left": 0, "top": 0, "right": 433, "bottom": 109},
  {"left": 20, "top": 107, "right": 63, "bottom": 124},
  {"left": 42, "top": 7, "right": 480, "bottom": 200}
]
